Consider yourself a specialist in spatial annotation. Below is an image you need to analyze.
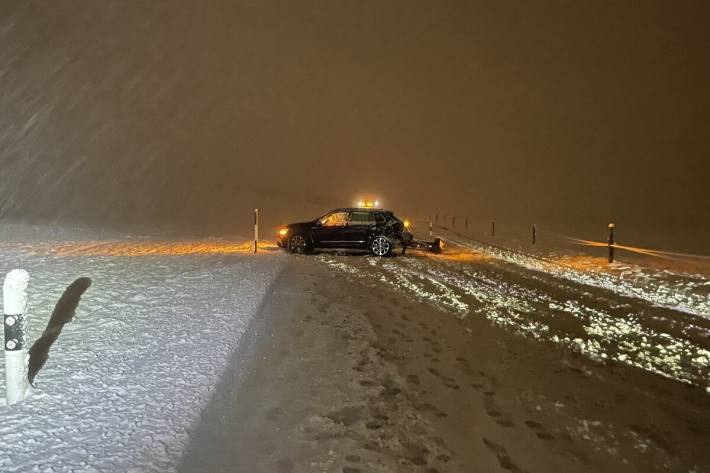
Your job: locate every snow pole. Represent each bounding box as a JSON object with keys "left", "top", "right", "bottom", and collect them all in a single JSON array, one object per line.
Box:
[
  {"left": 491, "top": 221, "right": 495, "bottom": 237},
  {"left": 608, "top": 223, "right": 615, "bottom": 263},
  {"left": 532, "top": 224, "right": 536, "bottom": 245},
  {"left": 4, "top": 269, "right": 30, "bottom": 405},
  {"left": 254, "top": 208, "right": 259, "bottom": 254},
  {"left": 465, "top": 218, "right": 468, "bottom": 232},
  {"left": 435, "top": 214, "right": 438, "bottom": 224},
  {"left": 452, "top": 216, "right": 456, "bottom": 227},
  {"left": 429, "top": 221, "right": 433, "bottom": 237}
]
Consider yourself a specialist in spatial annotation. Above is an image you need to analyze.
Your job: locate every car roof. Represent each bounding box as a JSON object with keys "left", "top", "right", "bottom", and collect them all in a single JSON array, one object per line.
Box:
[{"left": 331, "top": 208, "right": 392, "bottom": 213}]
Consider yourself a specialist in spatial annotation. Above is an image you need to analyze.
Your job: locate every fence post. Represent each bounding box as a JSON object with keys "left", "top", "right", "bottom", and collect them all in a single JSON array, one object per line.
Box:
[
  {"left": 4, "top": 269, "right": 30, "bottom": 405},
  {"left": 532, "top": 224, "right": 536, "bottom": 245},
  {"left": 491, "top": 221, "right": 495, "bottom": 237},
  {"left": 608, "top": 223, "right": 615, "bottom": 263},
  {"left": 429, "top": 221, "right": 433, "bottom": 237},
  {"left": 254, "top": 208, "right": 259, "bottom": 254}
]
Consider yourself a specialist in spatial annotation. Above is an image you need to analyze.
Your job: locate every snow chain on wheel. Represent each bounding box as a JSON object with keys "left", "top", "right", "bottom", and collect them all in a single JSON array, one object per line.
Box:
[{"left": 371, "top": 236, "right": 391, "bottom": 256}]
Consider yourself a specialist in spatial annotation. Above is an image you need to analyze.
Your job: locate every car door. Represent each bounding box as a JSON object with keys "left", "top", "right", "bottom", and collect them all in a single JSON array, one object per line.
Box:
[
  {"left": 343, "top": 211, "right": 376, "bottom": 248},
  {"left": 311, "top": 211, "right": 349, "bottom": 247}
]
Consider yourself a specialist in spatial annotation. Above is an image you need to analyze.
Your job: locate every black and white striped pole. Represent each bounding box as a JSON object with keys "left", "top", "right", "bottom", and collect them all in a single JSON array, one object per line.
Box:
[
  {"left": 254, "top": 208, "right": 259, "bottom": 254},
  {"left": 4, "top": 269, "right": 30, "bottom": 405}
]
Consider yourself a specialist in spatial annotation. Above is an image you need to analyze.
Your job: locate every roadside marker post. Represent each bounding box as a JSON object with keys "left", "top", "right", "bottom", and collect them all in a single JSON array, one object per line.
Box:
[
  {"left": 4, "top": 269, "right": 30, "bottom": 405},
  {"left": 429, "top": 222, "right": 433, "bottom": 237},
  {"left": 532, "top": 224, "right": 536, "bottom": 245},
  {"left": 465, "top": 218, "right": 468, "bottom": 232},
  {"left": 491, "top": 221, "right": 495, "bottom": 237},
  {"left": 452, "top": 216, "right": 456, "bottom": 227},
  {"left": 254, "top": 208, "right": 259, "bottom": 254},
  {"left": 608, "top": 223, "right": 615, "bottom": 263}
]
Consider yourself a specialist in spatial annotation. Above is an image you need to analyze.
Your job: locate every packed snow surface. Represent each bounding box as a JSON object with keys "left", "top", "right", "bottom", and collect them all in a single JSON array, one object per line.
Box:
[{"left": 0, "top": 236, "right": 285, "bottom": 472}]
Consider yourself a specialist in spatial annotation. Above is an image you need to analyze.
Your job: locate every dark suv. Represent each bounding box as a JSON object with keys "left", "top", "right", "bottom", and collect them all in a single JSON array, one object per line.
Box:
[{"left": 276, "top": 208, "right": 413, "bottom": 256}]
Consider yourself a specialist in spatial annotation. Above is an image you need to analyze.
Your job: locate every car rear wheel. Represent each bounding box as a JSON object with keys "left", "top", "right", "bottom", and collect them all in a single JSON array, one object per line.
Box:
[
  {"left": 370, "top": 236, "right": 392, "bottom": 256},
  {"left": 288, "top": 234, "right": 309, "bottom": 254}
]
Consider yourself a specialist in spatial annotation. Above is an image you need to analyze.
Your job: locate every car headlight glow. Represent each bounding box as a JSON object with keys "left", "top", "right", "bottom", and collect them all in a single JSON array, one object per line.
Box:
[{"left": 278, "top": 228, "right": 289, "bottom": 236}]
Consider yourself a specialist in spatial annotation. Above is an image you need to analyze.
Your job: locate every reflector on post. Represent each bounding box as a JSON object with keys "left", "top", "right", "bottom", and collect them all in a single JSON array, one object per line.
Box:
[{"left": 4, "top": 269, "right": 30, "bottom": 405}]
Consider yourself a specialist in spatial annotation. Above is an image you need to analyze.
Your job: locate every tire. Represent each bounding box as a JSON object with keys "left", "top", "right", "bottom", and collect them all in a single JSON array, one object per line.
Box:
[
  {"left": 370, "top": 235, "right": 393, "bottom": 257},
  {"left": 288, "top": 234, "right": 309, "bottom": 254}
]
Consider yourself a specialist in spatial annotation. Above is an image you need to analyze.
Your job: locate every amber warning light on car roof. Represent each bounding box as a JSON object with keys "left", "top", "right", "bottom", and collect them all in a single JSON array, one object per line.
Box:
[{"left": 356, "top": 199, "right": 381, "bottom": 208}]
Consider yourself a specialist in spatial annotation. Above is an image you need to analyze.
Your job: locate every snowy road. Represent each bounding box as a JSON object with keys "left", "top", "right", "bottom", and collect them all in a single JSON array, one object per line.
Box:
[
  {"left": 180, "top": 251, "right": 710, "bottom": 473},
  {"left": 306, "top": 241, "right": 710, "bottom": 472},
  {"left": 0, "top": 238, "right": 285, "bottom": 472}
]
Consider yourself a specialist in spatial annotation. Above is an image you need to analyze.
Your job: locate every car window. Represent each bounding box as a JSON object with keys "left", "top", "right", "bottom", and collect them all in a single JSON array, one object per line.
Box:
[
  {"left": 373, "top": 212, "right": 386, "bottom": 224},
  {"left": 319, "top": 211, "right": 348, "bottom": 227},
  {"left": 349, "top": 211, "right": 376, "bottom": 225}
]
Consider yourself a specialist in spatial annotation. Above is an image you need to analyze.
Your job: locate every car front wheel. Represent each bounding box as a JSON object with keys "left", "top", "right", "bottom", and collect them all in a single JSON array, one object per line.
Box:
[
  {"left": 370, "top": 236, "right": 392, "bottom": 257},
  {"left": 288, "top": 234, "right": 309, "bottom": 254}
]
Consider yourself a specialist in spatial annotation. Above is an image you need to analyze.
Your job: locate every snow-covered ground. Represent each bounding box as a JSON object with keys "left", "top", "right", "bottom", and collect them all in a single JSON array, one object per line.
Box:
[
  {"left": 277, "top": 255, "right": 710, "bottom": 473},
  {"left": 0, "top": 230, "right": 285, "bottom": 472},
  {"left": 318, "top": 223, "right": 710, "bottom": 391},
  {"left": 2, "top": 221, "right": 709, "bottom": 472},
  {"left": 436, "top": 223, "right": 710, "bottom": 317}
]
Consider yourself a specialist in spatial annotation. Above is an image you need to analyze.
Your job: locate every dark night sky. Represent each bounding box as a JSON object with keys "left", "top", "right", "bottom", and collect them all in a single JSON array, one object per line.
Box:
[{"left": 1, "top": 0, "right": 709, "bottom": 236}]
